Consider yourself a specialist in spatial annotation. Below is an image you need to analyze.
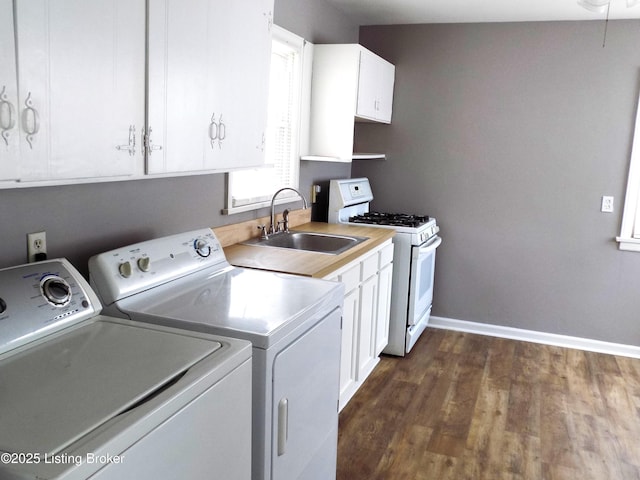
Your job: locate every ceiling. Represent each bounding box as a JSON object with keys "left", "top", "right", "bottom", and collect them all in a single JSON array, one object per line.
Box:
[{"left": 326, "top": 0, "right": 640, "bottom": 25}]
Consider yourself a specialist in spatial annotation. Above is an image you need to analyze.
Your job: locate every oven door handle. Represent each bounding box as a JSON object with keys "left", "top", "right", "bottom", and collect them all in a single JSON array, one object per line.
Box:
[{"left": 417, "top": 235, "right": 442, "bottom": 255}]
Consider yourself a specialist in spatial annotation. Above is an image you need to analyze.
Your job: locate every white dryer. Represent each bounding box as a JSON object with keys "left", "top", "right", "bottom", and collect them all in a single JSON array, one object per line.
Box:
[
  {"left": 0, "top": 259, "right": 252, "bottom": 480},
  {"left": 88, "top": 228, "right": 345, "bottom": 480}
]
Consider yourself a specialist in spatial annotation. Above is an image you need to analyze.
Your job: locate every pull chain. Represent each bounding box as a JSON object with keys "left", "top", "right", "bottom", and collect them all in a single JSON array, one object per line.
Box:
[{"left": 602, "top": 1, "right": 610, "bottom": 48}]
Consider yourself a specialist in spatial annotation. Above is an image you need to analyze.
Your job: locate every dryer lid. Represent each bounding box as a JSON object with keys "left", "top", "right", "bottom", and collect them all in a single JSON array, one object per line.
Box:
[
  {"left": 118, "top": 266, "right": 343, "bottom": 348},
  {"left": 0, "top": 318, "right": 220, "bottom": 455}
]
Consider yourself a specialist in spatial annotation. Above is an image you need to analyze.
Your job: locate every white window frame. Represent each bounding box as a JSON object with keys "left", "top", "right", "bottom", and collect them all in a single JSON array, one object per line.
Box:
[
  {"left": 617, "top": 91, "right": 640, "bottom": 251},
  {"left": 224, "top": 26, "right": 312, "bottom": 215}
]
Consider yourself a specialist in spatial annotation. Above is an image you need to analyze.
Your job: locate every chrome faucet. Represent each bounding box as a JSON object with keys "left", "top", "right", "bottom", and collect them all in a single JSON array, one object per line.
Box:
[{"left": 270, "top": 187, "right": 308, "bottom": 234}]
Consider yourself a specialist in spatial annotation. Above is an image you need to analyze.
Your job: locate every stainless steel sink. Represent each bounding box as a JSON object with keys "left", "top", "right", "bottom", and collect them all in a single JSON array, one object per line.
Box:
[{"left": 243, "top": 231, "right": 368, "bottom": 255}]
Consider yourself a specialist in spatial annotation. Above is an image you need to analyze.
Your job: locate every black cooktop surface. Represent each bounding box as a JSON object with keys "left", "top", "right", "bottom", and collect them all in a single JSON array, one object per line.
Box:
[{"left": 349, "top": 212, "right": 431, "bottom": 228}]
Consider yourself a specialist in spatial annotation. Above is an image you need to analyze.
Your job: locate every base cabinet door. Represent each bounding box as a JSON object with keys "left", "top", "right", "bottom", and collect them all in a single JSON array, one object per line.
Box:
[
  {"left": 357, "top": 274, "right": 378, "bottom": 381},
  {"left": 338, "top": 287, "right": 358, "bottom": 409},
  {"left": 375, "top": 262, "right": 393, "bottom": 356}
]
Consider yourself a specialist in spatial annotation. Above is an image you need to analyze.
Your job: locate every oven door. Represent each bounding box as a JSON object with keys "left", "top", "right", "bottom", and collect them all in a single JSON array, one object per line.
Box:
[{"left": 407, "top": 235, "right": 442, "bottom": 326}]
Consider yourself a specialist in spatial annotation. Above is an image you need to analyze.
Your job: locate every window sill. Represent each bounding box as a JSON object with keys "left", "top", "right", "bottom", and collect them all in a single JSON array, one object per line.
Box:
[
  {"left": 615, "top": 237, "right": 640, "bottom": 251},
  {"left": 222, "top": 195, "right": 302, "bottom": 215}
]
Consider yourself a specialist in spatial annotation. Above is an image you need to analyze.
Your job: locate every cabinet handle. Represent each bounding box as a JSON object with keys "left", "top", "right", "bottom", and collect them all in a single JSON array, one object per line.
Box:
[
  {"left": 209, "top": 113, "right": 218, "bottom": 142},
  {"left": 209, "top": 113, "right": 225, "bottom": 149},
  {"left": 218, "top": 116, "right": 226, "bottom": 141},
  {"left": 0, "top": 86, "right": 17, "bottom": 147},
  {"left": 143, "top": 126, "right": 162, "bottom": 155},
  {"left": 22, "top": 92, "right": 40, "bottom": 150},
  {"left": 116, "top": 124, "right": 136, "bottom": 156},
  {"left": 277, "top": 397, "right": 288, "bottom": 456},
  {"left": 256, "top": 132, "right": 265, "bottom": 152}
]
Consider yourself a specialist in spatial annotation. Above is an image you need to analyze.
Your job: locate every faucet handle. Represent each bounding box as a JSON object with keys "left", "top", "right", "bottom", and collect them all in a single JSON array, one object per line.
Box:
[{"left": 257, "top": 225, "right": 268, "bottom": 240}]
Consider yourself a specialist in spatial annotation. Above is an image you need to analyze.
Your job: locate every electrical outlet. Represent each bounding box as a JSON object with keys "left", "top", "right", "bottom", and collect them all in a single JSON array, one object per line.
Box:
[
  {"left": 601, "top": 196, "right": 614, "bottom": 213},
  {"left": 27, "top": 231, "right": 47, "bottom": 263}
]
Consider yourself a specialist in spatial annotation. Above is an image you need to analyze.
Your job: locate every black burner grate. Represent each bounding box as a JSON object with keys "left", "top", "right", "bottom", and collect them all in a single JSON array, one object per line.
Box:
[{"left": 349, "top": 212, "right": 430, "bottom": 228}]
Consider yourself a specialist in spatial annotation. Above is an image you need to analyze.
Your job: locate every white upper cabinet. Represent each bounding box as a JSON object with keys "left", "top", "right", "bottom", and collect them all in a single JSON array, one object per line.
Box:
[
  {"left": 147, "top": 0, "right": 272, "bottom": 175},
  {"left": 306, "top": 44, "right": 395, "bottom": 162},
  {"left": 356, "top": 48, "right": 395, "bottom": 124},
  {"left": 14, "top": 0, "right": 145, "bottom": 182},
  {"left": 0, "top": 0, "right": 20, "bottom": 181}
]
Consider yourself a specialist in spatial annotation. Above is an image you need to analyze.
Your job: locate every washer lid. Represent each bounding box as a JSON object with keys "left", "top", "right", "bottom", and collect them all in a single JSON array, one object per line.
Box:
[{"left": 0, "top": 318, "right": 221, "bottom": 455}]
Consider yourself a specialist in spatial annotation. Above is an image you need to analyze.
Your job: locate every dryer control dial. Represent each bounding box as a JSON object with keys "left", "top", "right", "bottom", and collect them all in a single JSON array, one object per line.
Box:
[
  {"left": 118, "top": 261, "right": 133, "bottom": 278},
  {"left": 194, "top": 238, "right": 211, "bottom": 257},
  {"left": 137, "top": 257, "right": 151, "bottom": 272},
  {"left": 40, "top": 276, "right": 72, "bottom": 307}
]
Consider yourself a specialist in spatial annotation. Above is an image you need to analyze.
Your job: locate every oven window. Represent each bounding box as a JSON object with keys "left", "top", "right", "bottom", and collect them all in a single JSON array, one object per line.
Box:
[
  {"left": 417, "top": 254, "right": 434, "bottom": 299},
  {"left": 409, "top": 247, "right": 436, "bottom": 325}
]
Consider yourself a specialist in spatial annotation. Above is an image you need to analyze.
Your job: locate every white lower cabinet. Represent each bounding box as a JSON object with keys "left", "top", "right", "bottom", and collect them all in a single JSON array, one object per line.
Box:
[
  {"left": 325, "top": 239, "right": 394, "bottom": 411},
  {"left": 375, "top": 247, "right": 394, "bottom": 356},
  {"left": 338, "top": 287, "right": 359, "bottom": 407}
]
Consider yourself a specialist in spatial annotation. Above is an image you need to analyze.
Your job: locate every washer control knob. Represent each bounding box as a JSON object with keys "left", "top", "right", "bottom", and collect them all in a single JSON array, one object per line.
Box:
[
  {"left": 194, "top": 238, "right": 211, "bottom": 258},
  {"left": 137, "top": 257, "right": 151, "bottom": 272},
  {"left": 119, "top": 261, "right": 133, "bottom": 278},
  {"left": 41, "top": 276, "right": 72, "bottom": 306}
]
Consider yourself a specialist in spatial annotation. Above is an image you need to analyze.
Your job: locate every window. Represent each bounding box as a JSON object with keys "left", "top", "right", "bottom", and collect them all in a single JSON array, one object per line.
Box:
[
  {"left": 617, "top": 91, "right": 640, "bottom": 251},
  {"left": 225, "top": 26, "right": 310, "bottom": 214}
]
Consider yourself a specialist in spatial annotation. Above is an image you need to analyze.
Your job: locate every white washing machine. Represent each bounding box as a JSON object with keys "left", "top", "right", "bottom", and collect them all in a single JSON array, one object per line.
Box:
[
  {"left": 0, "top": 259, "right": 252, "bottom": 480},
  {"left": 88, "top": 228, "right": 345, "bottom": 480}
]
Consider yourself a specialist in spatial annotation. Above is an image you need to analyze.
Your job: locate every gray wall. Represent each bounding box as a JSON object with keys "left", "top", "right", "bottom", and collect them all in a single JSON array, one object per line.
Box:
[
  {"left": 0, "top": 0, "right": 356, "bottom": 275},
  {"left": 354, "top": 21, "right": 640, "bottom": 345}
]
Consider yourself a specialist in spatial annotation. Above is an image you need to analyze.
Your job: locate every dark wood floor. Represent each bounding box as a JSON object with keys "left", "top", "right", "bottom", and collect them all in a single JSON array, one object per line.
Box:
[{"left": 337, "top": 328, "right": 640, "bottom": 480}]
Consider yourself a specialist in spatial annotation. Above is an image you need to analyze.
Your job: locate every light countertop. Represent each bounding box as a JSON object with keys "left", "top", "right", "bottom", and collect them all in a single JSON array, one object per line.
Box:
[{"left": 223, "top": 222, "right": 395, "bottom": 278}]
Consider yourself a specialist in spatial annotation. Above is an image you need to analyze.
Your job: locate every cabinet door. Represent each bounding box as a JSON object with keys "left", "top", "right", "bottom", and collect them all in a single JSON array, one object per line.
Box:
[
  {"left": 357, "top": 274, "right": 378, "bottom": 381},
  {"left": 148, "top": 0, "right": 271, "bottom": 175},
  {"left": 272, "top": 309, "right": 341, "bottom": 480},
  {"left": 147, "top": 0, "right": 213, "bottom": 174},
  {"left": 376, "top": 58, "right": 395, "bottom": 123},
  {"left": 339, "top": 287, "right": 359, "bottom": 409},
  {"left": 0, "top": 0, "right": 19, "bottom": 181},
  {"left": 15, "top": 0, "right": 145, "bottom": 181},
  {"left": 355, "top": 47, "right": 394, "bottom": 124},
  {"left": 355, "top": 48, "right": 378, "bottom": 121},
  {"left": 204, "top": 0, "right": 271, "bottom": 170},
  {"left": 375, "top": 262, "right": 393, "bottom": 356}
]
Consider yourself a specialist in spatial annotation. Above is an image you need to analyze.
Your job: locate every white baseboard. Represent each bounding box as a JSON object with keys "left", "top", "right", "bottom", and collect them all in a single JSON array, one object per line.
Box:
[{"left": 429, "top": 316, "right": 640, "bottom": 359}]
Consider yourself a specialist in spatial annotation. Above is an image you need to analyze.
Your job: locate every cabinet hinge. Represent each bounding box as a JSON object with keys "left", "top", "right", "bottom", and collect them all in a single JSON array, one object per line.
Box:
[{"left": 264, "top": 10, "right": 273, "bottom": 31}]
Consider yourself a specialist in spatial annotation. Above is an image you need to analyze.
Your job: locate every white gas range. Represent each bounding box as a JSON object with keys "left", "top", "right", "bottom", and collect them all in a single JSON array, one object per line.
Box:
[{"left": 329, "top": 178, "right": 442, "bottom": 356}]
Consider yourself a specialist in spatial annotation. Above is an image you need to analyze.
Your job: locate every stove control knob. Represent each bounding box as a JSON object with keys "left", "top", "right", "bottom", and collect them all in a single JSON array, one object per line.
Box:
[
  {"left": 194, "top": 238, "right": 211, "bottom": 258},
  {"left": 119, "top": 261, "right": 133, "bottom": 278},
  {"left": 137, "top": 257, "right": 151, "bottom": 272},
  {"left": 40, "top": 276, "right": 71, "bottom": 307},
  {"left": 0, "top": 298, "right": 6, "bottom": 314}
]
